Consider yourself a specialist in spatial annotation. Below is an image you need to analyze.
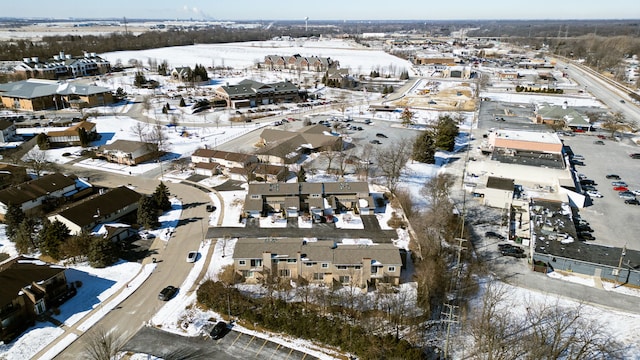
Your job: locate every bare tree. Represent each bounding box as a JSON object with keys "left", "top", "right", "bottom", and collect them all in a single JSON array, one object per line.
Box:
[
  {"left": 84, "top": 326, "right": 122, "bottom": 360},
  {"left": 374, "top": 138, "right": 413, "bottom": 193},
  {"left": 145, "top": 124, "right": 169, "bottom": 155},
  {"left": 23, "top": 148, "right": 51, "bottom": 178},
  {"left": 130, "top": 121, "right": 148, "bottom": 142},
  {"left": 601, "top": 111, "right": 636, "bottom": 138}
]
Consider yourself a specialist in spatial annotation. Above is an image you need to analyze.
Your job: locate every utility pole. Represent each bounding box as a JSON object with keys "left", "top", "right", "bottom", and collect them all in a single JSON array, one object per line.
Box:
[
  {"left": 123, "top": 17, "right": 128, "bottom": 35},
  {"left": 442, "top": 303, "right": 459, "bottom": 359},
  {"left": 614, "top": 244, "right": 627, "bottom": 287}
]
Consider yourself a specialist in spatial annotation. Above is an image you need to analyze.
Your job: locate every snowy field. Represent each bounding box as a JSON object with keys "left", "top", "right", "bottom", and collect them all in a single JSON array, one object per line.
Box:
[{"left": 101, "top": 38, "right": 415, "bottom": 76}]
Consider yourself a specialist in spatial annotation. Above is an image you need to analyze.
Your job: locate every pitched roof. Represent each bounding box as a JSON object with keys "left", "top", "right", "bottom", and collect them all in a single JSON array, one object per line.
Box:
[
  {"left": 0, "top": 173, "right": 76, "bottom": 206},
  {"left": 192, "top": 148, "right": 256, "bottom": 163},
  {"left": 0, "top": 79, "right": 110, "bottom": 99},
  {"left": 0, "top": 256, "right": 66, "bottom": 307},
  {"left": 47, "top": 120, "right": 96, "bottom": 138},
  {"left": 52, "top": 186, "right": 141, "bottom": 229},
  {"left": 233, "top": 238, "right": 401, "bottom": 265},
  {"left": 0, "top": 119, "right": 14, "bottom": 131},
  {"left": 100, "top": 139, "right": 151, "bottom": 153}
]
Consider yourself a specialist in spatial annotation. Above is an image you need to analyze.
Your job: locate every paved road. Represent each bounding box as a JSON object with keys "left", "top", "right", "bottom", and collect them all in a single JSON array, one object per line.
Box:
[{"left": 48, "top": 175, "right": 211, "bottom": 359}]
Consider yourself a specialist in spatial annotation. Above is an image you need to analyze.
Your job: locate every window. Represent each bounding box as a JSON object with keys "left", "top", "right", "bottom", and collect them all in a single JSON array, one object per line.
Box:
[
  {"left": 241, "top": 270, "right": 254, "bottom": 278},
  {"left": 287, "top": 259, "right": 297, "bottom": 263},
  {"left": 305, "top": 262, "right": 315, "bottom": 267},
  {"left": 321, "top": 263, "right": 329, "bottom": 269},
  {"left": 388, "top": 266, "right": 396, "bottom": 272},
  {"left": 278, "top": 269, "right": 291, "bottom": 278},
  {"left": 313, "top": 273, "right": 324, "bottom": 281},
  {"left": 339, "top": 275, "right": 350, "bottom": 284},
  {"left": 337, "top": 265, "right": 348, "bottom": 270},
  {"left": 250, "top": 194, "right": 260, "bottom": 199},
  {"left": 354, "top": 266, "right": 361, "bottom": 270},
  {"left": 250, "top": 259, "right": 262, "bottom": 267},
  {"left": 311, "top": 193, "right": 321, "bottom": 198},
  {"left": 238, "top": 260, "right": 246, "bottom": 266}
]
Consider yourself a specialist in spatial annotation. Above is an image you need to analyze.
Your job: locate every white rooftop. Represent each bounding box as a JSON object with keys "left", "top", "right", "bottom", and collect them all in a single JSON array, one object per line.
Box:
[{"left": 493, "top": 130, "right": 561, "bottom": 145}]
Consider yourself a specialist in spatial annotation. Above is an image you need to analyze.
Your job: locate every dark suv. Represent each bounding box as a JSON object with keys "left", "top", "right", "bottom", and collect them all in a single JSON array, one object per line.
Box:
[
  {"left": 376, "top": 133, "right": 388, "bottom": 138},
  {"left": 158, "top": 286, "right": 178, "bottom": 301}
]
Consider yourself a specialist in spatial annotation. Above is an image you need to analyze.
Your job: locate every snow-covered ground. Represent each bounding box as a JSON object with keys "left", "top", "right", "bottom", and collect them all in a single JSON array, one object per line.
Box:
[{"left": 2, "top": 38, "right": 640, "bottom": 359}]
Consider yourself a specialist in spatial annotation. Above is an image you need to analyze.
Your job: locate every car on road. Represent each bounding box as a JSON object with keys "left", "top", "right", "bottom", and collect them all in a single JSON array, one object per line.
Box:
[
  {"left": 613, "top": 186, "right": 629, "bottom": 192},
  {"left": 369, "top": 139, "right": 382, "bottom": 144},
  {"left": 586, "top": 190, "right": 603, "bottom": 198},
  {"left": 593, "top": 140, "right": 605, "bottom": 145},
  {"left": 186, "top": 251, "right": 198, "bottom": 263},
  {"left": 611, "top": 181, "right": 628, "bottom": 187},
  {"left": 624, "top": 199, "right": 640, "bottom": 205},
  {"left": 485, "top": 231, "right": 506, "bottom": 240},
  {"left": 376, "top": 133, "right": 388, "bottom": 138},
  {"left": 605, "top": 174, "right": 621, "bottom": 180},
  {"left": 597, "top": 135, "right": 607, "bottom": 139},
  {"left": 209, "top": 321, "right": 228, "bottom": 340},
  {"left": 158, "top": 286, "right": 178, "bottom": 301}
]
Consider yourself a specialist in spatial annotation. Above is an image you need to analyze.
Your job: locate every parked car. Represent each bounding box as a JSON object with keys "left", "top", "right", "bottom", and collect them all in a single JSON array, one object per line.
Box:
[
  {"left": 138, "top": 230, "right": 156, "bottom": 240},
  {"left": 582, "top": 185, "right": 597, "bottom": 191},
  {"left": 619, "top": 192, "right": 636, "bottom": 200},
  {"left": 209, "top": 321, "right": 228, "bottom": 340},
  {"left": 370, "top": 139, "right": 382, "bottom": 144},
  {"left": 605, "top": 174, "right": 621, "bottom": 180},
  {"left": 498, "top": 243, "right": 524, "bottom": 253},
  {"left": 206, "top": 204, "right": 216, "bottom": 212},
  {"left": 586, "top": 190, "right": 603, "bottom": 198},
  {"left": 576, "top": 224, "right": 593, "bottom": 232},
  {"left": 624, "top": 199, "right": 640, "bottom": 205},
  {"left": 596, "top": 134, "right": 606, "bottom": 139},
  {"left": 580, "top": 179, "right": 596, "bottom": 186},
  {"left": 632, "top": 190, "right": 640, "bottom": 196},
  {"left": 376, "top": 133, "right": 388, "bottom": 138},
  {"left": 501, "top": 249, "right": 527, "bottom": 258},
  {"left": 572, "top": 154, "right": 584, "bottom": 160},
  {"left": 158, "top": 286, "right": 178, "bottom": 301},
  {"left": 578, "top": 232, "right": 595, "bottom": 241},
  {"left": 629, "top": 153, "right": 640, "bottom": 159},
  {"left": 613, "top": 186, "right": 629, "bottom": 192},
  {"left": 485, "top": 231, "right": 506, "bottom": 240},
  {"left": 611, "top": 181, "right": 628, "bottom": 187},
  {"left": 593, "top": 140, "right": 605, "bottom": 145},
  {"left": 186, "top": 251, "right": 198, "bottom": 263}
]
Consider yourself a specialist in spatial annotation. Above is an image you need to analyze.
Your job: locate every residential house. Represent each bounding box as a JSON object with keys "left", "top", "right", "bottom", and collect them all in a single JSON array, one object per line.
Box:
[
  {"left": 0, "top": 256, "right": 76, "bottom": 343},
  {"left": 214, "top": 79, "right": 300, "bottom": 108},
  {"left": 244, "top": 181, "right": 372, "bottom": 218},
  {"left": 46, "top": 120, "right": 98, "bottom": 146},
  {"left": 191, "top": 148, "right": 258, "bottom": 168},
  {"left": 233, "top": 238, "right": 402, "bottom": 289},
  {"left": 48, "top": 186, "right": 142, "bottom": 235},
  {"left": 171, "top": 67, "right": 191, "bottom": 82},
  {"left": 0, "top": 79, "right": 113, "bottom": 111},
  {"left": 263, "top": 54, "right": 338, "bottom": 72},
  {"left": 91, "top": 223, "right": 138, "bottom": 243},
  {"left": 0, "top": 173, "right": 80, "bottom": 220},
  {"left": 96, "top": 140, "right": 157, "bottom": 165},
  {"left": 0, "top": 119, "right": 18, "bottom": 143}
]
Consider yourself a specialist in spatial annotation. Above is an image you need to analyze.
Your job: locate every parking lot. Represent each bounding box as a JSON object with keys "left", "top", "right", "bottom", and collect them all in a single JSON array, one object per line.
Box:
[{"left": 563, "top": 134, "right": 640, "bottom": 250}]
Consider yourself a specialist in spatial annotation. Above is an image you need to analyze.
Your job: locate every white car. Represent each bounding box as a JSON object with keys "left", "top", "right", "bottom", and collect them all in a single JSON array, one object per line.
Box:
[
  {"left": 632, "top": 190, "right": 640, "bottom": 196},
  {"left": 586, "top": 190, "right": 603, "bottom": 198},
  {"left": 186, "top": 251, "right": 198, "bottom": 263}
]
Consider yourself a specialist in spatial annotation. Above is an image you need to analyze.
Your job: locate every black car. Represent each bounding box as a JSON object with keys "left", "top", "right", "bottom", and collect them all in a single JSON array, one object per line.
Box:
[
  {"left": 501, "top": 249, "right": 526, "bottom": 258},
  {"left": 370, "top": 139, "right": 382, "bottom": 145},
  {"left": 206, "top": 204, "right": 216, "bottom": 212},
  {"left": 579, "top": 179, "right": 596, "bottom": 186},
  {"left": 158, "top": 286, "right": 178, "bottom": 301},
  {"left": 209, "top": 321, "right": 228, "bottom": 340},
  {"left": 578, "top": 232, "right": 595, "bottom": 240},
  {"left": 498, "top": 244, "right": 524, "bottom": 253},
  {"left": 625, "top": 199, "right": 640, "bottom": 205},
  {"left": 605, "top": 174, "right": 621, "bottom": 180},
  {"left": 485, "top": 231, "right": 506, "bottom": 240},
  {"left": 576, "top": 225, "right": 593, "bottom": 232},
  {"left": 376, "top": 133, "right": 388, "bottom": 138}
]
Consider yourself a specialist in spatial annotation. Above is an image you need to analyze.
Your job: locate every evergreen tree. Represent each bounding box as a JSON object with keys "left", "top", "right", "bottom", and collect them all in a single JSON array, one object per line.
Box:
[
  {"left": 434, "top": 115, "right": 459, "bottom": 152},
  {"left": 137, "top": 196, "right": 159, "bottom": 230},
  {"left": 399, "top": 70, "right": 409, "bottom": 80},
  {"left": 134, "top": 71, "right": 146, "bottom": 87},
  {"left": 413, "top": 129, "right": 437, "bottom": 164},
  {"left": 36, "top": 133, "right": 50, "bottom": 150},
  {"left": 297, "top": 167, "right": 307, "bottom": 182},
  {"left": 39, "top": 220, "right": 70, "bottom": 260},
  {"left": 179, "top": 97, "right": 186, "bottom": 107},
  {"left": 78, "top": 127, "right": 89, "bottom": 147},
  {"left": 4, "top": 203, "right": 25, "bottom": 240},
  {"left": 14, "top": 219, "right": 36, "bottom": 254},
  {"left": 153, "top": 182, "right": 172, "bottom": 211},
  {"left": 161, "top": 104, "right": 168, "bottom": 114},
  {"left": 88, "top": 236, "right": 118, "bottom": 268},
  {"left": 400, "top": 108, "right": 415, "bottom": 125},
  {"left": 60, "top": 231, "right": 91, "bottom": 263}
]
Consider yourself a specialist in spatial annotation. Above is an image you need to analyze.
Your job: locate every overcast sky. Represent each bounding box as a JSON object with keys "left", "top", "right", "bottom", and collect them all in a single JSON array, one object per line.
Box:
[{"left": 2, "top": 0, "right": 638, "bottom": 20}]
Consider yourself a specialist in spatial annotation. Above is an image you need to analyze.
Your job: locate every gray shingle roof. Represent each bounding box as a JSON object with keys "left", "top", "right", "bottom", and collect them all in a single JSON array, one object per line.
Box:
[
  {"left": 0, "top": 79, "right": 110, "bottom": 99},
  {"left": 0, "top": 173, "right": 76, "bottom": 206}
]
